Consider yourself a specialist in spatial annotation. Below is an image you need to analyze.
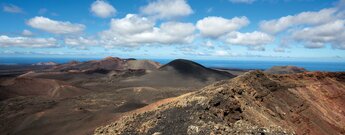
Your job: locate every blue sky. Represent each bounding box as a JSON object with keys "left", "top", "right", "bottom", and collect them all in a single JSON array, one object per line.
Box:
[{"left": 0, "top": 0, "right": 344, "bottom": 61}]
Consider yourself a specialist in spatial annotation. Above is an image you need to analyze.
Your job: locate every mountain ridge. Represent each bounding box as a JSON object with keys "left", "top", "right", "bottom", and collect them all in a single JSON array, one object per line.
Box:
[
  {"left": 95, "top": 71, "right": 345, "bottom": 135},
  {"left": 51, "top": 57, "right": 161, "bottom": 72}
]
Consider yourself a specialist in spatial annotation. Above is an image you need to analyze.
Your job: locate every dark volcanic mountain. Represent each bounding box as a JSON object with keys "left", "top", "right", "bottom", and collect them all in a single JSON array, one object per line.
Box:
[
  {"left": 95, "top": 71, "right": 345, "bottom": 135},
  {"left": 117, "top": 59, "right": 235, "bottom": 88},
  {"left": 160, "top": 59, "right": 235, "bottom": 80}
]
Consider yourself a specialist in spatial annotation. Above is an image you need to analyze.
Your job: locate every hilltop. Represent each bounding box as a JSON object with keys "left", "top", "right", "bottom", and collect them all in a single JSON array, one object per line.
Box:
[{"left": 116, "top": 59, "right": 235, "bottom": 88}]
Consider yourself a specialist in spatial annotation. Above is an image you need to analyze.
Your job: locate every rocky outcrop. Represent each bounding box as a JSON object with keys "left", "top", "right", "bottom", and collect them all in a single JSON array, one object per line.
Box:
[{"left": 95, "top": 71, "right": 345, "bottom": 135}]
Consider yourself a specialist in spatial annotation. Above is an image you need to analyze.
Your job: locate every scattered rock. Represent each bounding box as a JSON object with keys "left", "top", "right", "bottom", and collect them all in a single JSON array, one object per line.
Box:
[{"left": 95, "top": 71, "right": 345, "bottom": 135}]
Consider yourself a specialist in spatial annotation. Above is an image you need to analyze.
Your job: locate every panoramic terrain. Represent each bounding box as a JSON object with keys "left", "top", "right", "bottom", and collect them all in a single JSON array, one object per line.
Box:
[
  {"left": 95, "top": 71, "right": 345, "bottom": 135},
  {"left": 0, "top": 57, "right": 344, "bottom": 135},
  {"left": 0, "top": 57, "right": 236, "bottom": 135},
  {"left": 1, "top": 0, "right": 345, "bottom": 134}
]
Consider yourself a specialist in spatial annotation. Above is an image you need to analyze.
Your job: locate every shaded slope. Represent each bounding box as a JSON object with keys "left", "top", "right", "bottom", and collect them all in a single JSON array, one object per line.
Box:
[
  {"left": 0, "top": 86, "right": 193, "bottom": 135},
  {"left": 95, "top": 71, "right": 345, "bottom": 135},
  {"left": 0, "top": 65, "right": 53, "bottom": 77},
  {"left": 118, "top": 59, "right": 235, "bottom": 88},
  {"left": 159, "top": 59, "right": 235, "bottom": 80}
]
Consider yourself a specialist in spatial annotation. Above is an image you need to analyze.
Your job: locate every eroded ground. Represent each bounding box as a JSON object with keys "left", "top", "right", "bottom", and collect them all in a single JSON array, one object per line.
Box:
[{"left": 95, "top": 71, "right": 345, "bottom": 135}]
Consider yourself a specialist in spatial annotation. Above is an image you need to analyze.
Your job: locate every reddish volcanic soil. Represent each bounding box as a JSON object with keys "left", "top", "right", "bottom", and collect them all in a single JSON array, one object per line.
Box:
[
  {"left": 95, "top": 71, "right": 345, "bottom": 135},
  {"left": 269, "top": 72, "right": 345, "bottom": 135},
  {"left": 0, "top": 58, "right": 235, "bottom": 135},
  {"left": 2, "top": 57, "right": 344, "bottom": 135},
  {"left": 0, "top": 77, "right": 89, "bottom": 100}
]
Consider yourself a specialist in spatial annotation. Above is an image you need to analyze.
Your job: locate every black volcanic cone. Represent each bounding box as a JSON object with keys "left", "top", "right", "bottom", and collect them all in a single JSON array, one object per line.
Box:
[{"left": 159, "top": 59, "right": 235, "bottom": 80}]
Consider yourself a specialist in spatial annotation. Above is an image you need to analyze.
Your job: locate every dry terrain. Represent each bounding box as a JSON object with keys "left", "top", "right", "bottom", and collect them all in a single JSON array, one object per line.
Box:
[
  {"left": 95, "top": 71, "right": 345, "bottom": 135},
  {"left": 0, "top": 57, "right": 234, "bottom": 135},
  {"left": 1, "top": 57, "right": 344, "bottom": 135}
]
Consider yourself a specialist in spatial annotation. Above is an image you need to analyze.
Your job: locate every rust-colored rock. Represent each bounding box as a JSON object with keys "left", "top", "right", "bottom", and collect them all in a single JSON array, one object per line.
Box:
[{"left": 95, "top": 71, "right": 345, "bottom": 135}]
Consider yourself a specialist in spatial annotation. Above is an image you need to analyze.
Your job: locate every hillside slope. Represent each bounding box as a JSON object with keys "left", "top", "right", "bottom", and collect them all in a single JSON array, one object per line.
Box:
[
  {"left": 117, "top": 59, "right": 235, "bottom": 88},
  {"left": 95, "top": 71, "right": 345, "bottom": 135},
  {"left": 159, "top": 59, "right": 235, "bottom": 80},
  {"left": 0, "top": 58, "right": 235, "bottom": 135},
  {"left": 0, "top": 77, "right": 88, "bottom": 100}
]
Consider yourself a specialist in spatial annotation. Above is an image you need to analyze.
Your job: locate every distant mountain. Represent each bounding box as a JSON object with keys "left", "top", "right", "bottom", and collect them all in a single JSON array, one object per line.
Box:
[
  {"left": 265, "top": 65, "right": 307, "bottom": 74},
  {"left": 51, "top": 57, "right": 161, "bottom": 72},
  {"left": 117, "top": 59, "right": 235, "bottom": 88},
  {"left": 159, "top": 59, "right": 235, "bottom": 80},
  {"left": 126, "top": 59, "right": 161, "bottom": 70},
  {"left": 95, "top": 71, "right": 345, "bottom": 135},
  {"left": 51, "top": 57, "right": 125, "bottom": 71},
  {"left": 32, "top": 62, "right": 58, "bottom": 66}
]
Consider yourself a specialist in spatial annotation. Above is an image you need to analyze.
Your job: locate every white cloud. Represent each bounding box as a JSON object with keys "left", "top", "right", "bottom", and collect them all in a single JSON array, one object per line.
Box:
[
  {"left": 196, "top": 16, "right": 249, "bottom": 38},
  {"left": 160, "top": 22, "right": 195, "bottom": 39},
  {"left": 260, "top": 3, "right": 345, "bottom": 50},
  {"left": 260, "top": 8, "right": 337, "bottom": 34},
  {"left": 90, "top": 0, "right": 116, "bottom": 18},
  {"left": 291, "top": 20, "right": 345, "bottom": 49},
  {"left": 180, "top": 47, "right": 235, "bottom": 57},
  {"left": 180, "top": 48, "right": 208, "bottom": 56},
  {"left": 100, "top": 14, "right": 195, "bottom": 47},
  {"left": 223, "top": 31, "right": 273, "bottom": 47},
  {"left": 214, "top": 50, "right": 232, "bottom": 56},
  {"left": 22, "top": 30, "right": 33, "bottom": 36},
  {"left": 27, "top": 16, "right": 85, "bottom": 34},
  {"left": 203, "top": 41, "right": 215, "bottom": 49},
  {"left": 3, "top": 4, "right": 23, "bottom": 13},
  {"left": 140, "top": 0, "right": 193, "bottom": 19},
  {"left": 229, "top": 0, "right": 256, "bottom": 4},
  {"left": 64, "top": 37, "right": 99, "bottom": 46},
  {"left": 109, "top": 14, "right": 154, "bottom": 34},
  {"left": 258, "top": 3, "right": 345, "bottom": 50},
  {"left": 0, "top": 35, "right": 57, "bottom": 48}
]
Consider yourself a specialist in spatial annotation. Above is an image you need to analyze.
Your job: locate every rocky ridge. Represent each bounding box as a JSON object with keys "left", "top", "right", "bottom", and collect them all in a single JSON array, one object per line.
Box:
[{"left": 95, "top": 71, "right": 345, "bottom": 135}]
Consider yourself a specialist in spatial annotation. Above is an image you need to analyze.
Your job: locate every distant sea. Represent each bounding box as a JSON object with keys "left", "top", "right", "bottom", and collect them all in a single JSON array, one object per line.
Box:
[{"left": 0, "top": 57, "right": 344, "bottom": 72}]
